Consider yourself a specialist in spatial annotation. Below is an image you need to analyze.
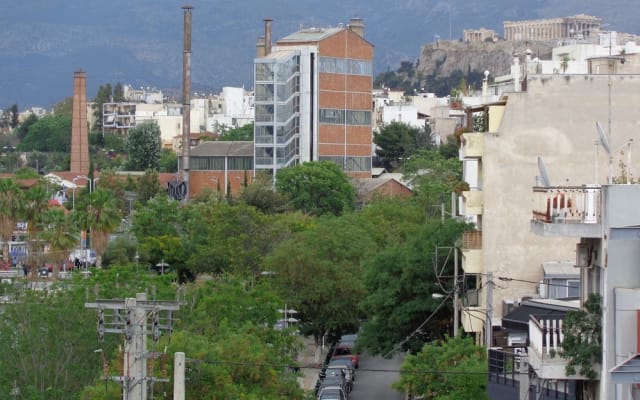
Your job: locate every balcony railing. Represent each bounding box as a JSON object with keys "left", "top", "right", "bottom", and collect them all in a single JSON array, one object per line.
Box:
[
  {"left": 532, "top": 186, "right": 600, "bottom": 224},
  {"left": 462, "top": 230, "right": 482, "bottom": 249},
  {"left": 529, "top": 316, "right": 564, "bottom": 356}
]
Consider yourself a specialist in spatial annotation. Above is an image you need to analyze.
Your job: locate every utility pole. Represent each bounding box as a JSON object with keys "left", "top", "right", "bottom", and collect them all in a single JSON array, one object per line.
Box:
[
  {"left": 453, "top": 247, "right": 459, "bottom": 337},
  {"left": 485, "top": 272, "right": 493, "bottom": 349},
  {"left": 86, "top": 293, "right": 180, "bottom": 400}
]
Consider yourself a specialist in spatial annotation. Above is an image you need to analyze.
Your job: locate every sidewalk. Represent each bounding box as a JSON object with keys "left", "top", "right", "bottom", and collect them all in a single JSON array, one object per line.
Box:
[{"left": 296, "top": 336, "right": 326, "bottom": 391}]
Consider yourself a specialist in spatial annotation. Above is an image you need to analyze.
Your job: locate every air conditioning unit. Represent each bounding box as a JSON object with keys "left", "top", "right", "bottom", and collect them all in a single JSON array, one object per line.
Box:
[
  {"left": 538, "top": 281, "right": 548, "bottom": 299},
  {"left": 576, "top": 243, "right": 592, "bottom": 268},
  {"left": 502, "top": 299, "right": 515, "bottom": 317}
]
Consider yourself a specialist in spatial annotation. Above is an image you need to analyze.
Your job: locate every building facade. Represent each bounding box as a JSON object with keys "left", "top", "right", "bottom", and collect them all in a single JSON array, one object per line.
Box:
[
  {"left": 253, "top": 18, "right": 374, "bottom": 180},
  {"left": 464, "top": 28, "right": 499, "bottom": 43},
  {"left": 504, "top": 14, "right": 602, "bottom": 42}
]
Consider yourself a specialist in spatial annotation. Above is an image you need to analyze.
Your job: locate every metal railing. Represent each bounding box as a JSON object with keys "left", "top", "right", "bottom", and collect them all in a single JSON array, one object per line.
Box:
[{"left": 532, "top": 186, "right": 601, "bottom": 224}]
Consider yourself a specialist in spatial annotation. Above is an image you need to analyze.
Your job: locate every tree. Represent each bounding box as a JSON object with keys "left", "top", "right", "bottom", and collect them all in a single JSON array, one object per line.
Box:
[
  {"left": 276, "top": 161, "right": 355, "bottom": 216},
  {"left": 73, "top": 188, "right": 122, "bottom": 267},
  {"left": 136, "top": 169, "right": 163, "bottom": 203},
  {"left": 239, "top": 171, "right": 287, "bottom": 214},
  {"left": 374, "top": 121, "right": 433, "bottom": 170},
  {"left": 395, "top": 335, "right": 488, "bottom": 400},
  {"left": 0, "top": 178, "right": 23, "bottom": 265},
  {"left": 113, "top": 82, "right": 125, "bottom": 102},
  {"left": 265, "top": 215, "right": 376, "bottom": 344},
  {"left": 8, "top": 104, "right": 19, "bottom": 128},
  {"left": 219, "top": 122, "right": 254, "bottom": 141},
  {"left": 358, "top": 218, "right": 470, "bottom": 356},
  {"left": 38, "top": 208, "right": 79, "bottom": 277},
  {"left": 22, "top": 183, "right": 51, "bottom": 273},
  {"left": 53, "top": 97, "right": 73, "bottom": 117},
  {"left": 17, "top": 114, "right": 71, "bottom": 153},
  {"left": 159, "top": 148, "right": 178, "bottom": 173},
  {"left": 561, "top": 293, "right": 602, "bottom": 380},
  {"left": 125, "top": 121, "right": 161, "bottom": 171},
  {"left": 15, "top": 113, "right": 38, "bottom": 141},
  {"left": 92, "top": 83, "right": 112, "bottom": 131}
]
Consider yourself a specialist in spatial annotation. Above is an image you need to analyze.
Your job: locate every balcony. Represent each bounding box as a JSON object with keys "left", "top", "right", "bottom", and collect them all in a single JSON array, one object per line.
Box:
[
  {"left": 461, "top": 190, "right": 483, "bottom": 215},
  {"left": 530, "top": 186, "right": 602, "bottom": 238},
  {"left": 527, "top": 316, "right": 594, "bottom": 380},
  {"left": 461, "top": 231, "right": 482, "bottom": 274},
  {"left": 460, "top": 132, "right": 483, "bottom": 158}
]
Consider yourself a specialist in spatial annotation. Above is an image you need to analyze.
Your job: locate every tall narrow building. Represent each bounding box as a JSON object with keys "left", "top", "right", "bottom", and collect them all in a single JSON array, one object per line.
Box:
[
  {"left": 254, "top": 18, "right": 374, "bottom": 180},
  {"left": 70, "top": 70, "right": 90, "bottom": 175}
]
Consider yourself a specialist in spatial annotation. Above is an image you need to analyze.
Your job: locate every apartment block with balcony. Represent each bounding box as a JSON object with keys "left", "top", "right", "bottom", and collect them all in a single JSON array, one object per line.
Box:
[
  {"left": 253, "top": 18, "right": 374, "bottom": 181},
  {"left": 531, "top": 184, "right": 640, "bottom": 399}
]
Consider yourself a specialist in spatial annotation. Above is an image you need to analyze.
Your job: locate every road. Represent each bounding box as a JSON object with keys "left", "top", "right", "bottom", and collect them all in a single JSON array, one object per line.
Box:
[{"left": 348, "top": 353, "right": 405, "bottom": 400}]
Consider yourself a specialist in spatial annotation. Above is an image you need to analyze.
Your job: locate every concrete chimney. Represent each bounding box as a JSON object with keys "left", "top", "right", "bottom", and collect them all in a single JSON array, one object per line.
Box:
[
  {"left": 264, "top": 18, "right": 272, "bottom": 56},
  {"left": 256, "top": 36, "right": 266, "bottom": 58},
  {"left": 70, "top": 70, "right": 89, "bottom": 175},
  {"left": 348, "top": 17, "right": 365, "bottom": 38},
  {"left": 181, "top": 5, "right": 193, "bottom": 202}
]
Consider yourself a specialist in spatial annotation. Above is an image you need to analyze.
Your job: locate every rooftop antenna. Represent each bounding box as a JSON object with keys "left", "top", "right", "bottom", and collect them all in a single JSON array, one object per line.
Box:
[
  {"left": 537, "top": 156, "right": 551, "bottom": 188},
  {"left": 596, "top": 120, "right": 612, "bottom": 184}
]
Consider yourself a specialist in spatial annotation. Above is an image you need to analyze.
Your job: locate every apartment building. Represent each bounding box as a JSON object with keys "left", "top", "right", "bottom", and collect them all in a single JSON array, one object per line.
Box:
[
  {"left": 458, "top": 63, "right": 640, "bottom": 355},
  {"left": 253, "top": 18, "right": 374, "bottom": 180}
]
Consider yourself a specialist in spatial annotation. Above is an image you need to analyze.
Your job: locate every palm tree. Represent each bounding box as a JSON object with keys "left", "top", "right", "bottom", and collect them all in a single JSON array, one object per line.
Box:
[
  {"left": 38, "top": 209, "right": 78, "bottom": 278},
  {"left": 23, "top": 182, "right": 50, "bottom": 274},
  {"left": 0, "top": 178, "right": 24, "bottom": 267},
  {"left": 73, "top": 188, "right": 122, "bottom": 267}
]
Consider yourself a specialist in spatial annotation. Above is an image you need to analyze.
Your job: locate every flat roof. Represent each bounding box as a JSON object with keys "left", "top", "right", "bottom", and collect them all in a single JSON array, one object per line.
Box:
[
  {"left": 190, "top": 141, "right": 254, "bottom": 157},
  {"left": 278, "top": 26, "right": 344, "bottom": 43}
]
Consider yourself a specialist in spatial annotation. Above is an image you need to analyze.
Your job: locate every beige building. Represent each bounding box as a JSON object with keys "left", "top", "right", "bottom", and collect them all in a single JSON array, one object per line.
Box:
[
  {"left": 459, "top": 69, "right": 640, "bottom": 348},
  {"left": 504, "top": 14, "right": 601, "bottom": 42},
  {"left": 464, "top": 28, "right": 498, "bottom": 43}
]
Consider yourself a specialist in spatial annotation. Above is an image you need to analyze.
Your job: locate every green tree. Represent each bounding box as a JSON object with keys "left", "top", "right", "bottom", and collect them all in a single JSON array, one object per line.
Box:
[
  {"left": 395, "top": 335, "right": 488, "bottom": 400},
  {"left": 15, "top": 113, "right": 38, "bottom": 141},
  {"left": 0, "top": 178, "right": 23, "bottom": 265},
  {"left": 9, "top": 104, "right": 19, "bottom": 128},
  {"left": 403, "top": 149, "right": 465, "bottom": 209},
  {"left": 159, "top": 148, "right": 178, "bottom": 173},
  {"left": 276, "top": 161, "right": 355, "bottom": 216},
  {"left": 359, "top": 218, "right": 470, "bottom": 355},
  {"left": 239, "top": 171, "right": 287, "bottom": 214},
  {"left": 22, "top": 182, "right": 51, "bottom": 272},
  {"left": 125, "top": 121, "right": 161, "bottom": 171},
  {"left": 561, "top": 293, "right": 602, "bottom": 380},
  {"left": 113, "top": 82, "right": 125, "bottom": 102},
  {"left": 265, "top": 215, "right": 375, "bottom": 344},
  {"left": 73, "top": 188, "right": 122, "bottom": 267},
  {"left": 136, "top": 169, "right": 163, "bottom": 203},
  {"left": 38, "top": 208, "right": 79, "bottom": 276},
  {"left": 92, "top": 83, "right": 112, "bottom": 131},
  {"left": 219, "top": 122, "right": 254, "bottom": 141},
  {"left": 18, "top": 114, "right": 71, "bottom": 153},
  {"left": 374, "top": 121, "right": 433, "bottom": 170},
  {"left": 53, "top": 96, "right": 73, "bottom": 117}
]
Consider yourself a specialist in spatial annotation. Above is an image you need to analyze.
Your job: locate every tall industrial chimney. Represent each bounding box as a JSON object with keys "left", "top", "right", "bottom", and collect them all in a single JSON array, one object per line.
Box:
[
  {"left": 181, "top": 5, "right": 193, "bottom": 202},
  {"left": 70, "top": 70, "right": 89, "bottom": 175},
  {"left": 264, "top": 18, "right": 272, "bottom": 56}
]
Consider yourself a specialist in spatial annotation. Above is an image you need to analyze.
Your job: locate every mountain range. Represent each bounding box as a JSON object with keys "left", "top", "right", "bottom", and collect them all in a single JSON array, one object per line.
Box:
[{"left": 0, "top": 0, "right": 636, "bottom": 110}]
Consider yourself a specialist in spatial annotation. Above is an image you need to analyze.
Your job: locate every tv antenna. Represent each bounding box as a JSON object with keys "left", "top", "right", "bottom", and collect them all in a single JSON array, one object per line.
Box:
[
  {"left": 596, "top": 120, "right": 633, "bottom": 184},
  {"left": 537, "top": 156, "right": 551, "bottom": 188}
]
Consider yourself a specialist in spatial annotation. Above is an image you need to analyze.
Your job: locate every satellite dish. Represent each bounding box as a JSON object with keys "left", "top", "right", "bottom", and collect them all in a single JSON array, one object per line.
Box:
[
  {"left": 537, "top": 156, "right": 551, "bottom": 187},
  {"left": 596, "top": 121, "right": 611, "bottom": 154}
]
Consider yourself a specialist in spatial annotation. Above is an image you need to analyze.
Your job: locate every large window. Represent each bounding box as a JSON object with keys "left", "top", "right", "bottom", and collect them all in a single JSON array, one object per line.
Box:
[
  {"left": 255, "top": 63, "right": 274, "bottom": 81},
  {"left": 320, "top": 109, "right": 371, "bottom": 126},
  {"left": 319, "top": 57, "right": 372, "bottom": 76},
  {"left": 191, "top": 157, "right": 225, "bottom": 171},
  {"left": 319, "top": 156, "right": 371, "bottom": 172},
  {"left": 227, "top": 157, "right": 253, "bottom": 170}
]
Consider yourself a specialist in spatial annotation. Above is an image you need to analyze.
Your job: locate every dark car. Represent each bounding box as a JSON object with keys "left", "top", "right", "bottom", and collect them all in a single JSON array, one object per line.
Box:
[
  {"left": 327, "top": 357, "right": 356, "bottom": 379},
  {"left": 317, "top": 385, "right": 347, "bottom": 400}
]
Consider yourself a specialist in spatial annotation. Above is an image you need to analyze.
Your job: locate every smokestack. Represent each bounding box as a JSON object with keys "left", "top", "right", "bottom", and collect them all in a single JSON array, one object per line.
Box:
[
  {"left": 348, "top": 17, "right": 365, "bottom": 38},
  {"left": 181, "top": 5, "right": 193, "bottom": 202},
  {"left": 264, "top": 18, "right": 272, "bottom": 56},
  {"left": 70, "top": 70, "right": 89, "bottom": 175},
  {"left": 256, "top": 36, "right": 266, "bottom": 58}
]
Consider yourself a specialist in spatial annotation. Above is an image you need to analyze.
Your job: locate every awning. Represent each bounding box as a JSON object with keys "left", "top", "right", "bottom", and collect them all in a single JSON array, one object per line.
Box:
[
  {"left": 501, "top": 303, "right": 569, "bottom": 331},
  {"left": 611, "top": 354, "right": 640, "bottom": 384}
]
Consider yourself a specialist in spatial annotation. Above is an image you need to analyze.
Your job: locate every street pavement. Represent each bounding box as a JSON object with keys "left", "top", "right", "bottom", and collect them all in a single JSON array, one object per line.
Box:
[{"left": 297, "top": 336, "right": 405, "bottom": 400}]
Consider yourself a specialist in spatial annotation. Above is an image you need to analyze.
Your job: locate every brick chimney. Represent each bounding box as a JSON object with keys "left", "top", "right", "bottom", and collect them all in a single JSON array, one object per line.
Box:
[
  {"left": 256, "top": 36, "right": 266, "bottom": 57},
  {"left": 70, "top": 70, "right": 89, "bottom": 175},
  {"left": 264, "top": 18, "right": 272, "bottom": 55}
]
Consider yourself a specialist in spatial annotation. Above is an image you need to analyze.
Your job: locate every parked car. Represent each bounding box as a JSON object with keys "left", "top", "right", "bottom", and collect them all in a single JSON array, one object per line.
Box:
[
  {"left": 324, "top": 365, "right": 354, "bottom": 390},
  {"left": 327, "top": 357, "right": 356, "bottom": 380},
  {"left": 332, "top": 343, "right": 359, "bottom": 368},
  {"left": 317, "top": 384, "right": 348, "bottom": 400}
]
